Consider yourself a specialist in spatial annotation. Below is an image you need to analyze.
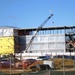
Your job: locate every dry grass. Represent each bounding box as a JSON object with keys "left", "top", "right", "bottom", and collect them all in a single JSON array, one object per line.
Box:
[
  {"left": 0, "top": 68, "right": 32, "bottom": 74},
  {"left": 53, "top": 58, "right": 74, "bottom": 69}
]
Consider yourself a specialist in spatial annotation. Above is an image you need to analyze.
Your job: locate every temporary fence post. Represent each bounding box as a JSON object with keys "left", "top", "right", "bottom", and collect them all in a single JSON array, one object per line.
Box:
[{"left": 10, "top": 54, "right": 12, "bottom": 75}]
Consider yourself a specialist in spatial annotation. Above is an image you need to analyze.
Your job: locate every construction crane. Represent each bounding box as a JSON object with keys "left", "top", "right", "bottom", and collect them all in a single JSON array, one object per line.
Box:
[{"left": 24, "top": 14, "right": 53, "bottom": 53}]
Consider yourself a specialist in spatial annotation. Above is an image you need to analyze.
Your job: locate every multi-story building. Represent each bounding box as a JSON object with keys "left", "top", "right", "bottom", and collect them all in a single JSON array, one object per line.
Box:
[
  {"left": 0, "top": 26, "right": 75, "bottom": 56},
  {"left": 18, "top": 26, "right": 75, "bottom": 54}
]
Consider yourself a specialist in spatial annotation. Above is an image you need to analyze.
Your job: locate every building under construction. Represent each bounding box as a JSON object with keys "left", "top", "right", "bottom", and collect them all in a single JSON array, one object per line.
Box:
[{"left": 0, "top": 26, "right": 75, "bottom": 55}]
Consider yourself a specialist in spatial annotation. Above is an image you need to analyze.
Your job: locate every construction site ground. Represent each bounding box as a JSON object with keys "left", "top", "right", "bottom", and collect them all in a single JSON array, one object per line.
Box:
[{"left": 0, "top": 58, "right": 75, "bottom": 74}]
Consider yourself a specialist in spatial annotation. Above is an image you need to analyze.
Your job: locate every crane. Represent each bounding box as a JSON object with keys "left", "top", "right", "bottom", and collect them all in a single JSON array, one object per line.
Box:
[{"left": 24, "top": 14, "right": 53, "bottom": 53}]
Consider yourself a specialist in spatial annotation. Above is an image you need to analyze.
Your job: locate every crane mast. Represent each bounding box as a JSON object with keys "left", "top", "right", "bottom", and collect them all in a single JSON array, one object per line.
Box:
[{"left": 25, "top": 14, "right": 53, "bottom": 52}]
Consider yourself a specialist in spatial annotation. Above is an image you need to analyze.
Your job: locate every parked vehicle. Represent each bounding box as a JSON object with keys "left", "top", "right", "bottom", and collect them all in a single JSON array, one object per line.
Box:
[
  {"left": 53, "top": 55, "right": 72, "bottom": 59},
  {"left": 22, "top": 59, "right": 37, "bottom": 69},
  {"left": 37, "top": 55, "right": 51, "bottom": 60},
  {"left": 0, "top": 59, "right": 14, "bottom": 68}
]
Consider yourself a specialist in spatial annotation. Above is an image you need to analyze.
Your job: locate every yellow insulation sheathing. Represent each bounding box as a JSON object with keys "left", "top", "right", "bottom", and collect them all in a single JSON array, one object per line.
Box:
[{"left": 0, "top": 36, "right": 14, "bottom": 55}]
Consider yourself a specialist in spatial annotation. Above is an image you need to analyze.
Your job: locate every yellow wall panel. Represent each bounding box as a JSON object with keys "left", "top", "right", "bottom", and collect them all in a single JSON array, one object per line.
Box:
[{"left": 0, "top": 37, "right": 14, "bottom": 55}]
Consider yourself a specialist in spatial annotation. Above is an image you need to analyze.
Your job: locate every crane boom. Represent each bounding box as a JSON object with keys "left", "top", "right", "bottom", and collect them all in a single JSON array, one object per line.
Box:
[{"left": 25, "top": 14, "right": 53, "bottom": 52}]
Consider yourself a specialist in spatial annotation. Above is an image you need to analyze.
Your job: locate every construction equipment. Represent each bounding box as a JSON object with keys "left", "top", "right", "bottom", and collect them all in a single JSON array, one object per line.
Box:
[
  {"left": 24, "top": 14, "right": 53, "bottom": 53},
  {"left": 66, "top": 32, "right": 75, "bottom": 52}
]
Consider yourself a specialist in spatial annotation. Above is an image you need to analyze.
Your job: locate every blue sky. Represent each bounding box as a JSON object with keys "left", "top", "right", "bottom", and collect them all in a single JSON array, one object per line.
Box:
[{"left": 0, "top": 0, "right": 75, "bottom": 28}]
